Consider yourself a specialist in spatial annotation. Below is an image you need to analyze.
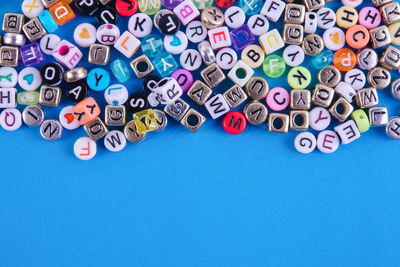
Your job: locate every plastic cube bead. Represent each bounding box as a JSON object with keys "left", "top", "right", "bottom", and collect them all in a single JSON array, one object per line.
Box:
[
  {"left": 141, "top": 34, "right": 164, "bottom": 58},
  {"left": 53, "top": 40, "right": 83, "bottom": 69},
  {"left": 20, "top": 42, "right": 45, "bottom": 66},
  {"left": 71, "top": 97, "right": 101, "bottom": 125},
  {"left": 208, "top": 26, "right": 231, "bottom": 49},
  {"left": 38, "top": 10, "right": 59, "bottom": 33},
  {"left": 133, "top": 109, "right": 159, "bottom": 133},
  {"left": 239, "top": 0, "right": 263, "bottom": 15},
  {"left": 230, "top": 24, "right": 255, "bottom": 50},
  {"left": 111, "top": 59, "right": 131, "bottom": 83},
  {"left": 261, "top": 0, "right": 285, "bottom": 22},
  {"left": 114, "top": 31, "right": 141, "bottom": 58},
  {"left": 259, "top": 29, "right": 285, "bottom": 54},
  {"left": 153, "top": 52, "right": 179, "bottom": 77},
  {"left": 48, "top": 0, "right": 75, "bottom": 25},
  {"left": 227, "top": 60, "right": 254, "bottom": 87},
  {"left": 173, "top": 0, "right": 200, "bottom": 26}
]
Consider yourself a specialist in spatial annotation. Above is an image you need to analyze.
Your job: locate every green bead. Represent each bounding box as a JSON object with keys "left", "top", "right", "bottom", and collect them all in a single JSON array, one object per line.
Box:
[
  {"left": 192, "top": 0, "right": 213, "bottom": 9},
  {"left": 287, "top": 66, "right": 311, "bottom": 89},
  {"left": 17, "top": 91, "right": 39, "bottom": 105},
  {"left": 351, "top": 109, "right": 370, "bottom": 133},
  {"left": 262, "top": 54, "right": 286, "bottom": 78},
  {"left": 138, "top": 0, "right": 161, "bottom": 15}
]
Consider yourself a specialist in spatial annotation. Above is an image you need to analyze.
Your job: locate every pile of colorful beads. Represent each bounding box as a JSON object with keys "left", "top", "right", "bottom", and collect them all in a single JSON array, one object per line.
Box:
[{"left": 0, "top": 0, "right": 400, "bottom": 159}]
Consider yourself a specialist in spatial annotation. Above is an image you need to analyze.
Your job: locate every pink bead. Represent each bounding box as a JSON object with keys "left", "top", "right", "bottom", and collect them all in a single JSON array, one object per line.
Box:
[
  {"left": 171, "top": 69, "right": 193, "bottom": 92},
  {"left": 266, "top": 87, "right": 289, "bottom": 111},
  {"left": 52, "top": 40, "right": 83, "bottom": 69},
  {"left": 359, "top": 7, "right": 381, "bottom": 30}
]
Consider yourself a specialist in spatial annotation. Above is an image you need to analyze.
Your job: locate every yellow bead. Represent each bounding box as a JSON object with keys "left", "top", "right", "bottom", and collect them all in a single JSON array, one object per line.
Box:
[
  {"left": 287, "top": 66, "right": 311, "bottom": 89},
  {"left": 241, "top": 45, "right": 264, "bottom": 68},
  {"left": 336, "top": 6, "right": 358, "bottom": 29},
  {"left": 133, "top": 109, "right": 159, "bottom": 133},
  {"left": 388, "top": 22, "right": 400, "bottom": 46}
]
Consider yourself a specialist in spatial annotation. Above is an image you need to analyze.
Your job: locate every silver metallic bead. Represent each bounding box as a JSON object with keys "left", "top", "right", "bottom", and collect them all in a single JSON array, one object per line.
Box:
[
  {"left": 187, "top": 80, "right": 212, "bottom": 106},
  {"left": 284, "top": 3, "right": 306, "bottom": 24},
  {"left": 283, "top": 23, "right": 304, "bottom": 45},
  {"left": 328, "top": 97, "right": 353, "bottom": 122},
  {"left": 311, "top": 84, "right": 334, "bottom": 107},
  {"left": 268, "top": 113, "right": 290, "bottom": 133},
  {"left": 357, "top": 48, "right": 378, "bottom": 70},
  {"left": 88, "top": 44, "right": 110, "bottom": 66},
  {"left": 104, "top": 105, "right": 126, "bottom": 126},
  {"left": 0, "top": 46, "right": 19, "bottom": 67},
  {"left": 198, "top": 40, "right": 216, "bottom": 65},
  {"left": 302, "top": 33, "right": 324, "bottom": 56},
  {"left": 130, "top": 55, "right": 154, "bottom": 78},
  {"left": 39, "top": 85, "right": 61, "bottom": 107},
  {"left": 3, "top": 33, "right": 26, "bottom": 46},
  {"left": 379, "top": 45, "right": 400, "bottom": 70},
  {"left": 200, "top": 63, "right": 225, "bottom": 88},
  {"left": 164, "top": 98, "right": 190, "bottom": 121},
  {"left": 153, "top": 109, "right": 168, "bottom": 131},
  {"left": 367, "top": 67, "right": 391, "bottom": 89},
  {"left": 243, "top": 100, "right": 268, "bottom": 125},
  {"left": 356, "top": 87, "right": 379, "bottom": 108},
  {"left": 369, "top": 106, "right": 388, "bottom": 127},
  {"left": 63, "top": 67, "right": 87, "bottom": 83},
  {"left": 370, "top": 25, "right": 391, "bottom": 49},
  {"left": 372, "top": 0, "right": 392, "bottom": 7},
  {"left": 40, "top": 0, "right": 59, "bottom": 8},
  {"left": 290, "top": 89, "right": 311, "bottom": 110},
  {"left": 40, "top": 119, "right": 62, "bottom": 141},
  {"left": 22, "top": 18, "right": 47, "bottom": 42},
  {"left": 244, "top": 76, "right": 269, "bottom": 100},
  {"left": 124, "top": 120, "right": 146, "bottom": 142},
  {"left": 223, "top": 84, "right": 248, "bottom": 108},
  {"left": 2, "top": 13, "right": 24, "bottom": 34},
  {"left": 303, "top": 0, "right": 325, "bottom": 11},
  {"left": 289, "top": 110, "right": 309, "bottom": 131},
  {"left": 84, "top": 117, "right": 109, "bottom": 141},
  {"left": 22, "top": 105, "right": 44, "bottom": 127},
  {"left": 380, "top": 2, "right": 400, "bottom": 24},
  {"left": 391, "top": 78, "right": 400, "bottom": 100},
  {"left": 180, "top": 108, "right": 206, "bottom": 133},
  {"left": 201, "top": 6, "right": 224, "bottom": 29},
  {"left": 318, "top": 65, "right": 341, "bottom": 87},
  {"left": 386, "top": 117, "right": 400, "bottom": 139}
]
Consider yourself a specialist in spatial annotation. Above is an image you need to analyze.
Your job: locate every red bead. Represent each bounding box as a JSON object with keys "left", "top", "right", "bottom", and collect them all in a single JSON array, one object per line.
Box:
[
  {"left": 222, "top": 111, "right": 246, "bottom": 135},
  {"left": 215, "top": 0, "right": 236, "bottom": 8},
  {"left": 115, "top": 0, "right": 138, "bottom": 17}
]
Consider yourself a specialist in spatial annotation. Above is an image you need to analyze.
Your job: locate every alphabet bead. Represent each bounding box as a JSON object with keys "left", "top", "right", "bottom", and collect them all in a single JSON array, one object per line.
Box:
[
  {"left": 180, "top": 49, "right": 202, "bottom": 71},
  {"left": 22, "top": 0, "right": 44, "bottom": 19},
  {"left": 173, "top": 0, "right": 200, "bottom": 25},
  {"left": 105, "top": 105, "right": 126, "bottom": 126},
  {"left": 223, "top": 84, "right": 247, "bottom": 108},
  {"left": 262, "top": 54, "right": 286, "bottom": 78},
  {"left": 71, "top": 97, "right": 101, "bottom": 125},
  {"left": 309, "top": 107, "right": 331, "bottom": 131},
  {"left": 20, "top": 42, "right": 45, "bottom": 67},
  {"left": 0, "top": 108, "right": 22, "bottom": 131},
  {"left": 66, "top": 81, "right": 89, "bottom": 102},
  {"left": 40, "top": 34, "right": 61, "bottom": 55},
  {"left": 201, "top": 63, "right": 225, "bottom": 88},
  {"left": 205, "top": 94, "right": 230, "bottom": 119},
  {"left": 369, "top": 106, "right": 388, "bottom": 127},
  {"left": 260, "top": 0, "right": 285, "bottom": 22},
  {"left": 0, "top": 88, "right": 17, "bottom": 108},
  {"left": 138, "top": 0, "right": 161, "bottom": 15},
  {"left": 74, "top": 0, "right": 100, "bottom": 16},
  {"left": 88, "top": 44, "right": 110, "bottom": 65},
  {"left": 104, "top": 130, "right": 126, "bottom": 152},
  {"left": 171, "top": 69, "right": 193, "bottom": 92},
  {"left": 87, "top": 68, "right": 110, "bottom": 91},
  {"left": 266, "top": 87, "right": 289, "bottom": 112},
  {"left": 141, "top": 34, "right": 164, "bottom": 58},
  {"left": 104, "top": 84, "right": 129, "bottom": 105},
  {"left": 53, "top": 40, "right": 83, "bottom": 69},
  {"left": 224, "top": 6, "right": 245, "bottom": 29},
  {"left": 128, "top": 13, "right": 152, "bottom": 37},
  {"left": 328, "top": 97, "right": 353, "bottom": 122},
  {"left": 215, "top": 47, "right": 237, "bottom": 70},
  {"left": 164, "top": 98, "right": 190, "bottom": 121},
  {"left": 84, "top": 117, "right": 108, "bottom": 141},
  {"left": 317, "top": 7, "right": 336, "bottom": 30},
  {"left": 2, "top": 13, "right": 24, "bottom": 34},
  {"left": 259, "top": 29, "right": 285, "bottom": 54},
  {"left": 97, "top": 6, "right": 119, "bottom": 25},
  {"left": 222, "top": 111, "right": 246, "bottom": 134},
  {"left": 282, "top": 45, "right": 304, "bottom": 67},
  {"left": 344, "top": 68, "right": 365, "bottom": 91},
  {"left": 208, "top": 26, "right": 231, "bottom": 49},
  {"left": 245, "top": 76, "right": 269, "bottom": 100},
  {"left": 323, "top": 27, "right": 346, "bottom": 51},
  {"left": 40, "top": 119, "right": 63, "bottom": 141},
  {"left": 74, "top": 137, "right": 97, "bottom": 160},
  {"left": 243, "top": 100, "right": 268, "bottom": 125},
  {"left": 115, "top": 0, "right": 138, "bottom": 17},
  {"left": 40, "top": 62, "right": 63, "bottom": 86},
  {"left": 0, "top": 67, "right": 18, "bottom": 88},
  {"left": 39, "top": 85, "right": 61, "bottom": 107},
  {"left": 317, "top": 130, "right": 339, "bottom": 153},
  {"left": 187, "top": 80, "right": 212, "bottom": 105},
  {"left": 294, "top": 132, "right": 316, "bottom": 154},
  {"left": 97, "top": 23, "right": 120, "bottom": 45},
  {"left": 386, "top": 117, "right": 400, "bottom": 140},
  {"left": 355, "top": 87, "right": 379, "bottom": 108},
  {"left": 152, "top": 52, "right": 178, "bottom": 77},
  {"left": 22, "top": 17, "right": 47, "bottom": 42},
  {"left": 22, "top": 105, "right": 44, "bottom": 127},
  {"left": 124, "top": 120, "right": 146, "bottom": 142},
  {"left": 185, "top": 20, "right": 208, "bottom": 43}
]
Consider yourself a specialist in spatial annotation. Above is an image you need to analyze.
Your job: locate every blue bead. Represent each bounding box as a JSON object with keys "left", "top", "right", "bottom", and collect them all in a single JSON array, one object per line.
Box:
[
  {"left": 312, "top": 50, "right": 334, "bottom": 69},
  {"left": 38, "top": 10, "right": 59, "bottom": 33},
  {"left": 141, "top": 34, "right": 164, "bottom": 58},
  {"left": 239, "top": 0, "right": 263, "bottom": 15},
  {"left": 20, "top": 42, "right": 45, "bottom": 66},
  {"left": 110, "top": 59, "right": 131, "bottom": 83},
  {"left": 230, "top": 24, "right": 255, "bottom": 50},
  {"left": 87, "top": 68, "right": 111, "bottom": 91},
  {"left": 152, "top": 52, "right": 179, "bottom": 77}
]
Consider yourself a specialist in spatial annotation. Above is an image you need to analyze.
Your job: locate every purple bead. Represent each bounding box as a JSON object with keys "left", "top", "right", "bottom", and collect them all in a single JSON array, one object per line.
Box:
[
  {"left": 230, "top": 24, "right": 255, "bottom": 50},
  {"left": 161, "top": 0, "right": 183, "bottom": 9},
  {"left": 20, "top": 42, "right": 45, "bottom": 67},
  {"left": 171, "top": 69, "right": 193, "bottom": 92}
]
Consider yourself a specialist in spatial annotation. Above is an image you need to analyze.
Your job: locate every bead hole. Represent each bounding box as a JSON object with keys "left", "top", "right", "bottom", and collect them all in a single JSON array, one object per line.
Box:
[
  {"left": 237, "top": 32, "right": 247, "bottom": 42},
  {"left": 187, "top": 114, "right": 199, "bottom": 127},
  {"left": 294, "top": 114, "right": 304, "bottom": 126},
  {"left": 236, "top": 68, "right": 247, "bottom": 79},
  {"left": 59, "top": 45, "right": 70, "bottom": 56},
  {"left": 137, "top": 61, "right": 149, "bottom": 73},
  {"left": 273, "top": 117, "right": 283, "bottom": 130},
  {"left": 336, "top": 103, "right": 345, "bottom": 115}
]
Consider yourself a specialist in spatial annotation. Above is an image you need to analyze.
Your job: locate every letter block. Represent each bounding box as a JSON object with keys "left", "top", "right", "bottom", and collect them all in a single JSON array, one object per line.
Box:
[{"left": 52, "top": 40, "right": 83, "bottom": 69}]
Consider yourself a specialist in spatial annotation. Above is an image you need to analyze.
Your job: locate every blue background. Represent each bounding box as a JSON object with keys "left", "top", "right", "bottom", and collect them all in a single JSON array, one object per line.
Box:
[{"left": 1, "top": 0, "right": 400, "bottom": 266}]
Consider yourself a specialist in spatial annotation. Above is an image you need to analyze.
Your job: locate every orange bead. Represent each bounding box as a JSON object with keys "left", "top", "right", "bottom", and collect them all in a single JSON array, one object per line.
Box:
[
  {"left": 71, "top": 97, "right": 100, "bottom": 125},
  {"left": 345, "top": 25, "right": 370, "bottom": 49},
  {"left": 333, "top": 48, "right": 356, "bottom": 72},
  {"left": 48, "top": 0, "right": 75, "bottom": 26}
]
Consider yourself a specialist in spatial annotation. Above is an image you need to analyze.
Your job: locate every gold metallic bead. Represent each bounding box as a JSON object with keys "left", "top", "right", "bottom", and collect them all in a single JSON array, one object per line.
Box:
[
  {"left": 22, "top": 17, "right": 47, "bottom": 42},
  {"left": 302, "top": 33, "right": 324, "bottom": 56},
  {"left": 328, "top": 97, "right": 354, "bottom": 122},
  {"left": 63, "top": 67, "right": 88, "bottom": 83},
  {"left": 303, "top": 0, "right": 325, "bottom": 11},
  {"left": 241, "top": 45, "right": 265, "bottom": 68},
  {"left": 2, "top": 13, "right": 24, "bottom": 34},
  {"left": 369, "top": 106, "right": 388, "bottom": 127},
  {"left": 223, "top": 84, "right": 248, "bottom": 109},
  {"left": 355, "top": 88, "right": 379, "bottom": 108},
  {"left": 289, "top": 110, "right": 309, "bottom": 131},
  {"left": 370, "top": 25, "right": 392, "bottom": 49},
  {"left": 130, "top": 55, "right": 154, "bottom": 78},
  {"left": 268, "top": 113, "right": 289, "bottom": 133},
  {"left": 284, "top": 3, "right": 306, "bottom": 24},
  {"left": 39, "top": 85, "right": 61, "bottom": 107},
  {"left": 290, "top": 89, "right": 311, "bottom": 110},
  {"left": 311, "top": 84, "right": 334, "bottom": 108},
  {"left": 380, "top": 2, "right": 400, "bottom": 24},
  {"left": 180, "top": 108, "right": 206, "bottom": 133},
  {"left": 283, "top": 23, "right": 304, "bottom": 45},
  {"left": 201, "top": 6, "right": 224, "bottom": 29},
  {"left": 243, "top": 100, "right": 268, "bottom": 125},
  {"left": 200, "top": 63, "right": 226, "bottom": 88},
  {"left": 187, "top": 80, "right": 213, "bottom": 106},
  {"left": 105, "top": 105, "right": 126, "bottom": 126},
  {"left": 244, "top": 76, "right": 269, "bottom": 100},
  {"left": 379, "top": 45, "right": 400, "bottom": 70},
  {"left": 84, "top": 117, "right": 109, "bottom": 141},
  {"left": 124, "top": 120, "right": 146, "bottom": 142},
  {"left": 0, "top": 46, "right": 19, "bottom": 67},
  {"left": 367, "top": 67, "right": 391, "bottom": 89},
  {"left": 372, "top": 0, "right": 392, "bottom": 7},
  {"left": 318, "top": 65, "right": 341, "bottom": 87},
  {"left": 88, "top": 44, "right": 110, "bottom": 66}
]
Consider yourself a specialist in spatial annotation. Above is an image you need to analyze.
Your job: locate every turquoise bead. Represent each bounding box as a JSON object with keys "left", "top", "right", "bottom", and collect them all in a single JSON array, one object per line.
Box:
[
  {"left": 141, "top": 34, "right": 164, "bottom": 58},
  {"left": 312, "top": 50, "right": 334, "bottom": 69},
  {"left": 239, "top": 0, "right": 263, "bottom": 15},
  {"left": 111, "top": 59, "right": 131, "bottom": 83},
  {"left": 87, "top": 68, "right": 110, "bottom": 91},
  {"left": 153, "top": 52, "right": 179, "bottom": 77},
  {"left": 38, "top": 10, "right": 58, "bottom": 33}
]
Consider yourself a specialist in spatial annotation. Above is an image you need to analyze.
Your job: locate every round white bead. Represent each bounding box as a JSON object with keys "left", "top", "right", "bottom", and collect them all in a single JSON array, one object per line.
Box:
[
  {"left": 104, "top": 130, "right": 126, "bottom": 152},
  {"left": 104, "top": 84, "right": 129, "bottom": 105},
  {"left": 40, "top": 34, "right": 61, "bottom": 55},
  {"left": 317, "top": 130, "right": 340, "bottom": 153},
  {"left": 180, "top": 49, "right": 202, "bottom": 71},
  {"left": 164, "top": 30, "right": 188, "bottom": 54},
  {"left": 74, "top": 137, "right": 97, "bottom": 160},
  {"left": 294, "top": 132, "right": 317, "bottom": 154},
  {"left": 0, "top": 67, "right": 18, "bottom": 87},
  {"left": 74, "top": 23, "right": 97, "bottom": 48},
  {"left": 185, "top": 21, "right": 208, "bottom": 43},
  {"left": 283, "top": 45, "right": 305, "bottom": 67},
  {"left": 18, "top": 67, "right": 42, "bottom": 91},
  {"left": 22, "top": 0, "right": 44, "bottom": 19},
  {"left": 317, "top": 8, "right": 336, "bottom": 30},
  {"left": 323, "top": 27, "right": 346, "bottom": 51},
  {"left": 247, "top": 14, "right": 269, "bottom": 36},
  {"left": 344, "top": 69, "right": 366, "bottom": 91},
  {"left": 59, "top": 105, "right": 80, "bottom": 130},
  {"left": 309, "top": 107, "right": 331, "bottom": 131},
  {"left": 128, "top": 13, "right": 153, "bottom": 38},
  {"left": 224, "top": 6, "right": 246, "bottom": 29},
  {"left": 96, "top": 24, "right": 120, "bottom": 45},
  {"left": 0, "top": 108, "right": 22, "bottom": 131},
  {"left": 216, "top": 47, "right": 237, "bottom": 70}
]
